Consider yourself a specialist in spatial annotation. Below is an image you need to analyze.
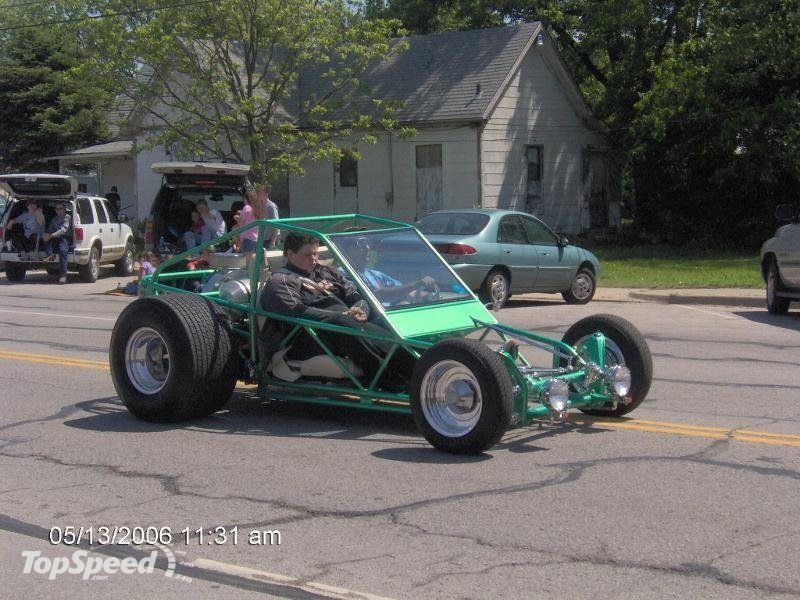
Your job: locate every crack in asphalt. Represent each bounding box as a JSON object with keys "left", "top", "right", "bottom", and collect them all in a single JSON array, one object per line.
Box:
[
  {"left": 0, "top": 337, "right": 109, "bottom": 353},
  {"left": 0, "top": 320, "right": 111, "bottom": 332},
  {"left": 652, "top": 351, "right": 800, "bottom": 368}
]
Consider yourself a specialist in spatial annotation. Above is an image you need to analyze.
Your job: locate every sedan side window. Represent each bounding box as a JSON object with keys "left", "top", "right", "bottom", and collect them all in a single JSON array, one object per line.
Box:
[
  {"left": 497, "top": 216, "right": 526, "bottom": 244},
  {"left": 521, "top": 216, "right": 558, "bottom": 246}
]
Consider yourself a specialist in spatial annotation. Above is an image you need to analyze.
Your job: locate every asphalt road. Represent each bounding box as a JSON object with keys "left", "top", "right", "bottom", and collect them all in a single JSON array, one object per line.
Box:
[{"left": 1, "top": 270, "right": 799, "bottom": 599}]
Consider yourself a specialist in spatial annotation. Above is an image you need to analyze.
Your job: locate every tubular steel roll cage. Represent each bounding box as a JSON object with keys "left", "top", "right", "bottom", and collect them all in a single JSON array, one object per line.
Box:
[{"left": 142, "top": 214, "right": 621, "bottom": 424}]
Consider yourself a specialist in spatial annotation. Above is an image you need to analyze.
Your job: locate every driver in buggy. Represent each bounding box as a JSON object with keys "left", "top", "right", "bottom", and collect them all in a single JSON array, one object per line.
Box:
[
  {"left": 338, "top": 235, "right": 439, "bottom": 307},
  {"left": 259, "top": 232, "right": 412, "bottom": 387}
]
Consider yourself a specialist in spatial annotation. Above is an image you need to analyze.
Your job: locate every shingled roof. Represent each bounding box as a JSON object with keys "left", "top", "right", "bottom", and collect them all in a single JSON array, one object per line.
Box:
[{"left": 301, "top": 22, "right": 542, "bottom": 125}]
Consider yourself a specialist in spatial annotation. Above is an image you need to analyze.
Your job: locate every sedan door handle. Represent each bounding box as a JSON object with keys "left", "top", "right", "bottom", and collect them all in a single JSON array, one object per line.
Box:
[{"left": 505, "top": 250, "right": 513, "bottom": 254}]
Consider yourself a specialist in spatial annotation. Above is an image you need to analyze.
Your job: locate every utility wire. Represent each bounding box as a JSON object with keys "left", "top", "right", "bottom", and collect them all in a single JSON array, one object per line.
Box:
[{"left": 0, "top": 0, "right": 216, "bottom": 31}]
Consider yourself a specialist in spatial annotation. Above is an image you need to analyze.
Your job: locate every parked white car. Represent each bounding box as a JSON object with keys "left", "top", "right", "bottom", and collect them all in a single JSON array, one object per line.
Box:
[
  {"left": 0, "top": 174, "right": 135, "bottom": 283},
  {"left": 760, "top": 203, "right": 800, "bottom": 314}
]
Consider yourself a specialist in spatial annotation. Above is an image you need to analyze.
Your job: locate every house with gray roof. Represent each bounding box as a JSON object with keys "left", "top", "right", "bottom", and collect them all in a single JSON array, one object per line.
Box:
[
  {"left": 50, "top": 22, "right": 616, "bottom": 232},
  {"left": 290, "top": 22, "right": 617, "bottom": 232}
]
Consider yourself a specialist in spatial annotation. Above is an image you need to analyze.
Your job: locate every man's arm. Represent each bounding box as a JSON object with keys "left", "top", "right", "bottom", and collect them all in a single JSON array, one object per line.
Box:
[{"left": 50, "top": 214, "right": 71, "bottom": 238}]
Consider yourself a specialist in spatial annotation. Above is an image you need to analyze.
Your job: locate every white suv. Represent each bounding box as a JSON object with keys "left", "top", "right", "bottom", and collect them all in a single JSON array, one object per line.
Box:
[
  {"left": 0, "top": 174, "right": 135, "bottom": 283},
  {"left": 760, "top": 204, "right": 800, "bottom": 314}
]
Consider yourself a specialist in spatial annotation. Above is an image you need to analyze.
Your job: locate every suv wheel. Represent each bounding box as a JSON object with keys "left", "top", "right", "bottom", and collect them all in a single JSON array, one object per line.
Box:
[
  {"left": 115, "top": 240, "right": 135, "bottom": 276},
  {"left": 79, "top": 246, "right": 100, "bottom": 282},
  {"left": 5, "top": 263, "right": 27, "bottom": 282}
]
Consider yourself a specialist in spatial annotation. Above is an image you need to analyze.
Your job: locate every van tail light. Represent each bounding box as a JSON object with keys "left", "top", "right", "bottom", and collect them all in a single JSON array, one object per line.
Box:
[
  {"left": 74, "top": 227, "right": 84, "bottom": 242},
  {"left": 0, "top": 226, "right": 4, "bottom": 240},
  {"left": 433, "top": 243, "right": 477, "bottom": 255}
]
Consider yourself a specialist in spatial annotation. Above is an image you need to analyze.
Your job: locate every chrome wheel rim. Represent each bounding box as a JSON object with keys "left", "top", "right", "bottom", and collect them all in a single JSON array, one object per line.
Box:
[
  {"left": 571, "top": 272, "right": 594, "bottom": 300},
  {"left": 123, "top": 245, "right": 133, "bottom": 271},
  {"left": 125, "top": 327, "right": 170, "bottom": 394},
  {"left": 419, "top": 360, "right": 482, "bottom": 437},
  {"left": 488, "top": 273, "right": 507, "bottom": 305}
]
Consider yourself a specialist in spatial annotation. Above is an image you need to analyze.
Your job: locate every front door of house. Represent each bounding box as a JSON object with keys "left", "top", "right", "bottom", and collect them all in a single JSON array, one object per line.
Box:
[{"left": 416, "top": 144, "right": 442, "bottom": 219}]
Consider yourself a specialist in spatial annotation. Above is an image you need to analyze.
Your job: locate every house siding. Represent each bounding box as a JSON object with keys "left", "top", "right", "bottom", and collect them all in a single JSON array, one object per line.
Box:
[
  {"left": 289, "top": 126, "right": 479, "bottom": 222},
  {"left": 481, "top": 47, "right": 606, "bottom": 233}
]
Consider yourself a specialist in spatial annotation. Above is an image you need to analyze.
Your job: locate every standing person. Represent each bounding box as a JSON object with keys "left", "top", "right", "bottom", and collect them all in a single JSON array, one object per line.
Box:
[
  {"left": 41, "top": 202, "right": 72, "bottom": 284},
  {"left": 7, "top": 200, "right": 45, "bottom": 259},
  {"left": 256, "top": 183, "right": 280, "bottom": 249},
  {"left": 237, "top": 189, "right": 266, "bottom": 264},
  {"left": 105, "top": 186, "right": 121, "bottom": 213},
  {"left": 195, "top": 199, "right": 226, "bottom": 243}
]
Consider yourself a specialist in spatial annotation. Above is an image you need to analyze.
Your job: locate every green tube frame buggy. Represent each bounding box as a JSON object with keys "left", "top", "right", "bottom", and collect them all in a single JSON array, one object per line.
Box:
[{"left": 109, "top": 214, "right": 653, "bottom": 454}]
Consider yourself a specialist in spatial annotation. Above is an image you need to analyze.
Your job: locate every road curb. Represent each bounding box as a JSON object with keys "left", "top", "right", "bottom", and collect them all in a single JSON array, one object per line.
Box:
[{"left": 627, "top": 290, "right": 764, "bottom": 308}]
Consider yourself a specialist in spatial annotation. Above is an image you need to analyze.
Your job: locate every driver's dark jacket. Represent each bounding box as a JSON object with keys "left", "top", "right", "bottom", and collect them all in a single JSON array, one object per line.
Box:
[{"left": 258, "top": 262, "right": 371, "bottom": 364}]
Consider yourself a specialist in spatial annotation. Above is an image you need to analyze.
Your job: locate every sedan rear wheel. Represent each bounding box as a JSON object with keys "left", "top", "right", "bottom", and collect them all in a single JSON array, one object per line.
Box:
[{"left": 479, "top": 269, "right": 509, "bottom": 309}]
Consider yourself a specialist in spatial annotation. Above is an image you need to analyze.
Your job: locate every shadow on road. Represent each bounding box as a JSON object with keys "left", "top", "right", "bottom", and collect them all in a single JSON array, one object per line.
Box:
[
  {"left": 734, "top": 310, "right": 800, "bottom": 332},
  {"left": 63, "top": 391, "right": 589, "bottom": 461}
]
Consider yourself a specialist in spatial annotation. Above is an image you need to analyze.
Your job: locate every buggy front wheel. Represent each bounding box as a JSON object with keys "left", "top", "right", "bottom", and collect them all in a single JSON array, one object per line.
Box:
[
  {"left": 410, "top": 338, "right": 513, "bottom": 454},
  {"left": 560, "top": 314, "right": 652, "bottom": 417}
]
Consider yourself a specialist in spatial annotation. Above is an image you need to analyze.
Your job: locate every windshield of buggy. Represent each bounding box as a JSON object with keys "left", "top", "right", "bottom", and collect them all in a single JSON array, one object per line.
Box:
[{"left": 329, "top": 228, "right": 471, "bottom": 310}]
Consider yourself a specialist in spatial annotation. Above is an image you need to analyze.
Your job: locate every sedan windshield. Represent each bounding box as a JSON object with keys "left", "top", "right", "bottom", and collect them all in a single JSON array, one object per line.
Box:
[
  {"left": 417, "top": 212, "right": 490, "bottom": 235},
  {"left": 329, "top": 229, "right": 471, "bottom": 310}
]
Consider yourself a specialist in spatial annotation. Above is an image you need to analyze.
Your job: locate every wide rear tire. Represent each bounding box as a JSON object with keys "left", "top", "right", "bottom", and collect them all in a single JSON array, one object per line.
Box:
[
  {"left": 110, "top": 294, "right": 239, "bottom": 422},
  {"left": 410, "top": 338, "right": 513, "bottom": 454},
  {"left": 560, "top": 314, "right": 652, "bottom": 417}
]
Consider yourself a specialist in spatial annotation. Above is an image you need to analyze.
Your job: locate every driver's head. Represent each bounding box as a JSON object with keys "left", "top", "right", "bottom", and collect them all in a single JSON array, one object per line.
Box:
[
  {"left": 341, "top": 236, "right": 370, "bottom": 270},
  {"left": 283, "top": 232, "right": 319, "bottom": 274}
]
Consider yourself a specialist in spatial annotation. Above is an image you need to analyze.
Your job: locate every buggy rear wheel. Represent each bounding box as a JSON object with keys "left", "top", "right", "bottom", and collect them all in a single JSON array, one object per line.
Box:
[
  {"left": 109, "top": 294, "right": 239, "bottom": 421},
  {"left": 560, "top": 314, "right": 652, "bottom": 417},
  {"left": 410, "top": 338, "right": 513, "bottom": 454}
]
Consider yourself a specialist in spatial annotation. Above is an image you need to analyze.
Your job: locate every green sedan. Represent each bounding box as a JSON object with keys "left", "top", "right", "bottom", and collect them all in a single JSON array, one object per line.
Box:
[{"left": 418, "top": 209, "right": 600, "bottom": 308}]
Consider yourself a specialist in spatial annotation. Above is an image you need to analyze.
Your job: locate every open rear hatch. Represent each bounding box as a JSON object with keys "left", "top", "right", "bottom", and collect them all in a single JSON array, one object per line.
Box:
[{"left": 0, "top": 174, "right": 77, "bottom": 199}]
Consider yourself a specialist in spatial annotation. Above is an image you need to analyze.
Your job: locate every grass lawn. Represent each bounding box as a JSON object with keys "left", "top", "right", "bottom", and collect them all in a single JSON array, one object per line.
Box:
[{"left": 594, "top": 246, "right": 763, "bottom": 288}]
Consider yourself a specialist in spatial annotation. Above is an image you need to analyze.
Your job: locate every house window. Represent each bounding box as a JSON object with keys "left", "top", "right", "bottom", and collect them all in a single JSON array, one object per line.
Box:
[
  {"left": 526, "top": 145, "right": 542, "bottom": 182},
  {"left": 339, "top": 155, "right": 358, "bottom": 187}
]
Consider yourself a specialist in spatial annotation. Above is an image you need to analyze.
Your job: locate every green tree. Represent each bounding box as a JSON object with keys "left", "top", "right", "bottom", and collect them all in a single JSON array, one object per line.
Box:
[
  {"left": 0, "top": 14, "right": 109, "bottom": 170},
  {"left": 364, "top": 0, "right": 502, "bottom": 34},
  {"left": 86, "top": 0, "right": 406, "bottom": 183}
]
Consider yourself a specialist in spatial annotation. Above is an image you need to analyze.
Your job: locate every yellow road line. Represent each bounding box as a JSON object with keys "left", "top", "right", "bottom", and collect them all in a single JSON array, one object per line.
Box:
[
  {"left": 0, "top": 349, "right": 109, "bottom": 371},
  {"left": 2, "top": 349, "right": 798, "bottom": 448},
  {"left": 570, "top": 416, "right": 800, "bottom": 448}
]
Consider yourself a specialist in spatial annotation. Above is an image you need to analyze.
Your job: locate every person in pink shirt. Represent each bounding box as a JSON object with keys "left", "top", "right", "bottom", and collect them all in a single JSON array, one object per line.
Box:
[{"left": 237, "top": 189, "right": 262, "bottom": 264}]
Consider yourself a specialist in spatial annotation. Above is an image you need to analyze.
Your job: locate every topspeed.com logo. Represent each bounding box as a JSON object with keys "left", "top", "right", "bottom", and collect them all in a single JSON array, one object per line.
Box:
[{"left": 21, "top": 544, "right": 176, "bottom": 580}]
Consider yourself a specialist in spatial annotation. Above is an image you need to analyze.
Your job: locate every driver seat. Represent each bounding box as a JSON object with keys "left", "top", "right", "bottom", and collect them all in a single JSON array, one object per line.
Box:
[{"left": 268, "top": 346, "right": 364, "bottom": 381}]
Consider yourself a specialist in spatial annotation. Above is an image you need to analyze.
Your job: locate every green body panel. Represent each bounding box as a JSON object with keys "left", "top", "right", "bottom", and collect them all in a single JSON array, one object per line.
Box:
[{"left": 386, "top": 299, "right": 496, "bottom": 338}]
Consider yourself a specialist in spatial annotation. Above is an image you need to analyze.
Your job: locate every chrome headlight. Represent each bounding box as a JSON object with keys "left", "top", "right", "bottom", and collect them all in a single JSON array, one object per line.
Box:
[
  {"left": 605, "top": 365, "right": 631, "bottom": 397},
  {"left": 540, "top": 378, "right": 570, "bottom": 413}
]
